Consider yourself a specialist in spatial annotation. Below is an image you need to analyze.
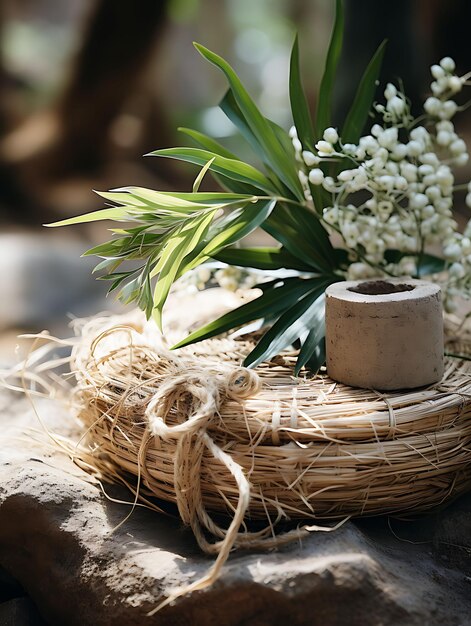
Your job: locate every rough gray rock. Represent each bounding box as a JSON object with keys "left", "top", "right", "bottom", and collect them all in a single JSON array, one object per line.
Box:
[
  {"left": 432, "top": 496, "right": 471, "bottom": 575},
  {"left": 0, "top": 393, "right": 470, "bottom": 626},
  {"left": 0, "top": 597, "right": 46, "bottom": 626},
  {"left": 0, "top": 233, "right": 113, "bottom": 330}
]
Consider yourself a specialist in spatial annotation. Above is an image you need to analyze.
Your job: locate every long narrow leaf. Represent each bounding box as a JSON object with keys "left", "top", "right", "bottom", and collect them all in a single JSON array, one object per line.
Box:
[
  {"left": 219, "top": 90, "right": 298, "bottom": 198},
  {"left": 342, "top": 40, "right": 386, "bottom": 143},
  {"left": 201, "top": 199, "right": 275, "bottom": 257},
  {"left": 211, "top": 175, "right": 263, "bottom": 196},
  {"left": 289, "top": 35, "right": 314, "bottom": 149},
  {"left": 294, "top": 294, "right": 326, "bottom": 375},
  {"left": 45, "top": 207, "right": 133, "bottom": 227},
  {"left": 263, "top": 205, "right": 336, "bottom": 272},
  {"left": 172, "top": 277, "right": 320, "bottom": 349},
  {"left": 178, "top": 128, "right": 262, "bottom": 193},
  {"left": 283, "top": 203, "right": 336, "bottom": 263},
  {"left": 193, "top": 157, "right": 215, "bottom": 192},
  {"left": 157, "top": 191, "right": 254, "bottom": 204},
  {"left": 178, "top": 200, "right": 275, "bottom": 274},
  {"left": 243, "top": 282, "right": 330, "bottom": 368},
  {"left": 152, "top": 210, "right": 217, "bottom": 328},
  {"left": 213, "top": 246, "right": 315, "bottom": 272},
  {"left": 306, "top": 337, "right": 326, "bottom": 375},
  {"left": 95, "top": 191, "right": 149, "bottom": 207},
  {"left": 149, "top": 147, "right": 275, "bottom": 193},
  {"left": 268, "top": 120, "right": 297, "bottom": 158},
  {"left": 178, "top": 127, "right": 238, "bottom": 160},
  {"left": 315, "top": 0, "right": 344, "bottom": 137},
  {"left": 195, "top": 43, "right": 303, "bottom": 198},
  {"left": 220, "top": 90, "right": 265, "bottom": 159},
  {"left": 105, "top": 188, "right": 212, "bottom": 211}
]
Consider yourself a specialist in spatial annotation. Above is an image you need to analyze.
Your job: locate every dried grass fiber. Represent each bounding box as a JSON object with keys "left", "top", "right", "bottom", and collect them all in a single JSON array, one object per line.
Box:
[
  {"left": 14, "top": 301, "right": 471, "bottom": 611},
  {"left": 68, "top": 309, "right": 471, "bottom": 551}
]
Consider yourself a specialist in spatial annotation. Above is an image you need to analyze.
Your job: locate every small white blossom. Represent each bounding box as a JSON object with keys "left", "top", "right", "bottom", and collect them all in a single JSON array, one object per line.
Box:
[
  {"left": 407, "top": 140, "right": 424, "bottom": 157},
  {"left": 448, "top": 76, "right": 462, "bottom": 94},
  {"left": 439, "top": 100, "right": 458, "bottom": 119},
  {"left": 322, "top": 176, "right": 336, "bottom": 191},
  {"left": 338, "top": 169, "right": 355, "bottom": 182},
  {"left": 450, "top": 138, "right": 467, "bottom": 155},
  {"left": 387, "top": 96, "right": 406, "bottom": 116},
  {"left": 410, "top": 193, "right": 429, "bottom": 209},
  {"left": 343, "top": 143, "right": 357, "bottom": 155},
  {"left": 426, "top": 185, "right": 441, "bottom": 201},
  {"left": 298, "top": 170, "right": 308, "bottom": 186},
  {"left": 378, "top": 127, "right": 398, "bottom": 149},
  {"left": 323, "top": 206, "right": 339, "bottom": 225},
  {"left": 323, "top": 127, "right": 339, "bottom": 144},
  {"left": 424, "top": 97, "right": 441, "bottom": 116},
  {"left": 347, "top": 263, "right": 379, "bottom": 280},
  {"left": 440, "top": 56, "right": 455, "bottom": 72},
  {"left": 435, "top": 166, "right": 454, "bottom": 187},
  {"left": 308, "top": 168, "right": 324, "bottom": 185},
  {"left": 315, "top": 140, "right": 334, "bottom": 155},
  {"left": 443, "top": 242, "right": 462, "bottom": 261},
  {"left": 359, "top": 135, "right": 379, "bottom": 155},
  {"left": 384, "top": 83, "right": 397, "bottom": 99},
  {"left": 437, "top": 130, "right": 452, "bottom": 146},
  {"left": 197, "top": 267, "right": 211, "bottom": 284},
  {"left": 292, "top": 55, "right": 471, "bottom": 311},
  {"left": 431, "top": 64, "right": 445, "bottom": 79},
  {"left": 302, "top": 151, "right": 319, "bottom": 166},
  {"left": 454, "top": 153, "right": 469, "bottom": 166}
]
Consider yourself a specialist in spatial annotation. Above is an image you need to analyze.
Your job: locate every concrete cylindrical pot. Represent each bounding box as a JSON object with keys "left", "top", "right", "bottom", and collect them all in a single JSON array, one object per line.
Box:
[{"left": 325, "top": 278, "right": 444, "bottom": 390}]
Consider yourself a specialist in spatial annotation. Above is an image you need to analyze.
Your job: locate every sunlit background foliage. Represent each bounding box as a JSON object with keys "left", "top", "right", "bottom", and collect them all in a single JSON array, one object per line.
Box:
[{"left": 0, "top": 0, "right": 470, "bottom": 362}]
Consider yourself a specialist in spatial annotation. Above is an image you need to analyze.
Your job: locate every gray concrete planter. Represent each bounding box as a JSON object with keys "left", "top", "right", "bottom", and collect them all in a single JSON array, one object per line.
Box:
[{"left": 325, "top": 278, "right": 444, "bottom": 390}]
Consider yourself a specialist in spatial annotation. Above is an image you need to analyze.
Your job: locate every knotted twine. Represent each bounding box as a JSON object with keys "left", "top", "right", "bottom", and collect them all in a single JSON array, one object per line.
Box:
[
  {"left": 144, "top": 365, "right": 260, "bottom": 612},
  {"left": 7, "top": 313, "right": 471, "bottom": 613},
  {"left": 146, "top": 366, "right": 260, "bottom": 556},
  {"left": 142, "top": 362, "right": 349, "bottom": 614}
]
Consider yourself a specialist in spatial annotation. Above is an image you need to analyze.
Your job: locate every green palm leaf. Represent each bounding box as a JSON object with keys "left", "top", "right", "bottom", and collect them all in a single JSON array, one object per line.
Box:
[
  {"left": 45, "top": 207, "right": 134, "bottom": 227},
  {"left": 172, "top": 277, "right": 321, "bottom": 349},
  {"left": 178, "top": 127, "right": 238, "bottom": 159},
  {"left": 264, "top": 204, "right": 336, "bottom": 272},
  {"left": 213, "top": 246, "right": 315, "bottom": 272},
  {"left": 152, "top": 209, "right": 217, "bottom": 329},
  {"left": 179, "top": 199, "right": 276, "bottom": 274},
  {"left": 243, "top": 281, "right": 331, "bottom": 368},
  {"left": 148, "top": 147, "right": 275, "bottom": 194},
  {"left": 195, "top": 43, "right": 303, "bottom": 199},
  {"left": 294, "top": 295, "right": 326, "bottom": 375},
  {"left": 315, "top": 0, "right": 344, "bottom": 137},
  {"left": 342, "top": 40, "right": 387, "bottom": 143},
  {"left": 289, "top": 35, "right": 314, "bottom": 150}
]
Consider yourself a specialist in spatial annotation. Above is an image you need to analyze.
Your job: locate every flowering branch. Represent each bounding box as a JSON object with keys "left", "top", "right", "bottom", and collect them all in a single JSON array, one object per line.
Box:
[{"left": 292, "top": 56, "right": 471, "bottom": 312}]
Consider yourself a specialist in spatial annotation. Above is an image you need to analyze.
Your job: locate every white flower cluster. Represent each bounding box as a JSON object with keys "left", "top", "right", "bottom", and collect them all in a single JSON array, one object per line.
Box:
[
  {"left": 214, "top": 266, "right": 259, "bottom": 291},
  {"left": 177, "top": 264, "right": 259, "bottom": 294},
  {"left": 441, "top": 181, "right": 471, "bottom": 311},
  {"left": 291, "top": 56, "right": 471, "bottom": 311}
]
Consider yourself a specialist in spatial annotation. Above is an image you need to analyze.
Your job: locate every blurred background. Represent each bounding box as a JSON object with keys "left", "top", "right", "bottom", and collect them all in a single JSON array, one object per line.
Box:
[{"left": 0, "top": 0, "right": 470, "bottom": 364}]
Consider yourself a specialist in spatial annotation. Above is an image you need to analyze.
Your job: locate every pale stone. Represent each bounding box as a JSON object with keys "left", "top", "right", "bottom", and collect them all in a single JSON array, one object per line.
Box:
[
  {"left": 325, "top": 278, "right": 444, "bottom": 390},
  {"left": 0, "top": 234, "right": 111, "bottom": 330},
  {"left": 0, "top": 394, "right": 470, "bottom": 624}
]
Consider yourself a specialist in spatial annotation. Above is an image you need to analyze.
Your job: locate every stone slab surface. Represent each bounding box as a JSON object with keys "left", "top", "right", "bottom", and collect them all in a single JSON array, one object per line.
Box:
[{"left": 0, "top": 392, "right": 470, "bottom": 625}]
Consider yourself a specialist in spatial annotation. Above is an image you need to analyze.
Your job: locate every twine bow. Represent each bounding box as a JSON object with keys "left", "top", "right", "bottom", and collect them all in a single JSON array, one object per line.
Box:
[{"left": 145, "top": 365, "right": 261, "bottom": 611}]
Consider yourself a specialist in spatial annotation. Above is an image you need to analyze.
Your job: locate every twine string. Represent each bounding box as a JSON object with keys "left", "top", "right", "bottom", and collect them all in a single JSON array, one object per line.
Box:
[
  {"left": 145, "top": 366, "right": 261, "bottom": 611},
  {"left": 9, "top": 314, "right": 471, "bottom": 615}
]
